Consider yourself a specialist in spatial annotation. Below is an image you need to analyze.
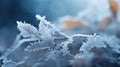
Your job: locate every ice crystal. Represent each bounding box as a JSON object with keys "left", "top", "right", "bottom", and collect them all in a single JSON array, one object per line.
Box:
[{"left": 0, "top": 15, "right": 120, "bottom": 67}]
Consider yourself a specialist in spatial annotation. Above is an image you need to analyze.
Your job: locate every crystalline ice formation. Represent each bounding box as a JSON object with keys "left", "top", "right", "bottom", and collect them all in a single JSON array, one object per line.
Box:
[{"left": 0, "top": 15, "right": 120, "bottom": 67}]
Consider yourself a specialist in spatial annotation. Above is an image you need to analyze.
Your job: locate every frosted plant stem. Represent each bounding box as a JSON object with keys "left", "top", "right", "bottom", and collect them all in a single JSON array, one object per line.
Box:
[{"left": 0, "top": 35, "right": 38, "bottom": 61}]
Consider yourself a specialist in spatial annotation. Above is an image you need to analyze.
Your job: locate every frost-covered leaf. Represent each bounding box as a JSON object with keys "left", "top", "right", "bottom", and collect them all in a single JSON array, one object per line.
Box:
[
  {"left": 79, "top": 35, "right": 107, "bottom": 53},
  {"left": 38, "top": 18, "right": 53, "bottom": 40},
  {"left": 17, "top": 21, "right": 39, "bottom": 38},
  {"left": 79, "top": 34, "right": 120, "bottom": 53}
]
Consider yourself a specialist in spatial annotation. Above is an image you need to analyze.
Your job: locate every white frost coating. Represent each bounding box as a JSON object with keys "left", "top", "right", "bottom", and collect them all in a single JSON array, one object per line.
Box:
[
  {"left": 36, "top": 15, "right": 69, "bottom": 38},
  {"left": 1, "top": 15, "right": 120, "bottom": 67},
  {"left": 79, "top": 35, "right": 107, "bottom": 53},
  {"left": 38, "top": 16, "right": 52, "bottom": 40},
  {"left": 79, "top": 35, "right": 120, "bottom": 53},
  {"left": 17, "top": 21, "right": 39, "bottom": 38},
  {"left": 60, "top": 37, "right": 73, "bottom": 55}
]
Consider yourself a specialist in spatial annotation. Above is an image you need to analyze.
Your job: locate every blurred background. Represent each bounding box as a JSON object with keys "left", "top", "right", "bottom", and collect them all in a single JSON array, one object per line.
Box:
[{"left": 0, "top": 0, "right": 88, "bottom": 54}]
